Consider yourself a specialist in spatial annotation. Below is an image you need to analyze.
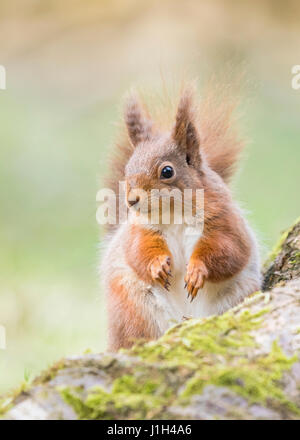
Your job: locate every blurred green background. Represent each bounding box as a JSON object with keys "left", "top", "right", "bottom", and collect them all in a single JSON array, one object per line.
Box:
[{"left": 0, "top": 0, "right": 300, "bottom": 393}]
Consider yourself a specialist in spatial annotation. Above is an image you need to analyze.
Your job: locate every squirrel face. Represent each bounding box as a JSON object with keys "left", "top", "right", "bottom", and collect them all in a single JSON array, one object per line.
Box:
[{"left": 124, "top": 91, "right": 204, "bottom": 222}]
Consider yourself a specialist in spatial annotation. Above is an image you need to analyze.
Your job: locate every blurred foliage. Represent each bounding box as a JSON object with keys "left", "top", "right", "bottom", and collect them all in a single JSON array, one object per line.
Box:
[{"left": 0, "top": 0, "right": 300, "bottom": 393}]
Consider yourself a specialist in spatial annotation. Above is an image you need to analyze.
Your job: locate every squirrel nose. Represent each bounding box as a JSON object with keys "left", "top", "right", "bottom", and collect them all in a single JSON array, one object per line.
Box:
[{"left": 128, "top": 195, "right": 140, "bottom": 207}]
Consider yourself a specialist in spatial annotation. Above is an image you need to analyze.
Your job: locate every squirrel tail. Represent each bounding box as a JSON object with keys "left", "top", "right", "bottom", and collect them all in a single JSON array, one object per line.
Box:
[{"left": 198, "top": 83, "right": 244, "bottom": 183}]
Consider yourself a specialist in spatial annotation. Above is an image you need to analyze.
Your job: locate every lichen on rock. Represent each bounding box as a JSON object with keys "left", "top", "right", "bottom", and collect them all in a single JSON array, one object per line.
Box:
[{"left": 3, "top": 218, "right": 300, "bottom": 420}]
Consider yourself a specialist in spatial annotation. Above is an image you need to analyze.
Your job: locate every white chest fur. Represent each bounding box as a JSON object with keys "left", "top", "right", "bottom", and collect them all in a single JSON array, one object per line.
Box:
[
  {"left": 162, "top": 224, "right": 201, "bottom": 273},
  {"left": 149, "top": 222, "right": 259, "bottom": 334},
  {"left": 149, "top": 224, "right": 205, "bottom": 331}
]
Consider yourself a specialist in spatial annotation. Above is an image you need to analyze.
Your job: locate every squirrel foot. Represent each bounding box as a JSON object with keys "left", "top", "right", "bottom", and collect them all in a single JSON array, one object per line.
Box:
[
  {"left": 148, "top": 255, "right": 172, "bottom": 291},
  {"left": 184, "top": 258, "right": 208, "bottom": 302}
]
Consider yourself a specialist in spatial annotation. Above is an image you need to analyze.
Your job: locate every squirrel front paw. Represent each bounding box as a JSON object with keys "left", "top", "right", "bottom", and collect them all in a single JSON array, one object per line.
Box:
[
  {"left": 148, "top": 255, "right": 172, "bottom": 291},
  {"left": 184, "top": 258, "right": 208, "bottom": 302}
]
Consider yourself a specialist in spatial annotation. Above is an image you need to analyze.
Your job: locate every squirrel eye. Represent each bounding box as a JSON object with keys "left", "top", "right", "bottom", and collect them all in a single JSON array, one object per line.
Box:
[{"left": 160, "top": 165, "right": 174, "bottom": 179}]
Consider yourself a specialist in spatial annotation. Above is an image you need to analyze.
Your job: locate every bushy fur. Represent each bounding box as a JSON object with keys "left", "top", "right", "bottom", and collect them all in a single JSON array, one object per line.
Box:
[
  {"left": 104, "top": 83, "right": 244, "bottom": 232},
  {"left": 100, "top": 82, "right": 261, "bottom": 351}
]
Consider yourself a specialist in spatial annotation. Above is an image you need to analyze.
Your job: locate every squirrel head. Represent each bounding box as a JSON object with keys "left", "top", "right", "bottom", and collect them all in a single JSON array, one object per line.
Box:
[{"left": 124, "top": 89, "right": 204, "bottom": 221}]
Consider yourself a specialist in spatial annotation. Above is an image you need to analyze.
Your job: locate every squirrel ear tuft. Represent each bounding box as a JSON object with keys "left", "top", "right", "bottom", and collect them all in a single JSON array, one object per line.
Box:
[
  {"left": 124, "top": 93, "right": 153, "bottom": 147},
  {"left": 172, "top": 88, "right": 201, "bottom": 168}
]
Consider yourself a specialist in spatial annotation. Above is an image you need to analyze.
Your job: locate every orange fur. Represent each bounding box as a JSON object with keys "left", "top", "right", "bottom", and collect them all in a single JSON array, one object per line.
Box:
[
  {"left": 124, "top": 225, "right": 172, "bottom": 289},
  {"left": 101, "top": 83, "right": 260, "bottom": 351},
  {"left": 183, "top": 177, "right": 251, "bottom": 299},
  {"left": 199, "top": 84, "right": 243, "bottom": 183},
  {"left": 104, "top": 83, "right": 243, "bottom": 233},
  {"left": 107, "top": 276, "right": 157, "bottom": 351}
]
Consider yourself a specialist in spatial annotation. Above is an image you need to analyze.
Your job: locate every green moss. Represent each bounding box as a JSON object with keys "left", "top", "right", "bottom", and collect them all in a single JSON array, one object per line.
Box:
[
  {"left": 0, "top": 284, "right": 277, "bottom": 419},
  {"left": 59, "top": 297, "right": 299, "bottom": 419},
  {"left": 6, "top": 215, "right": 300, "bottom": 420},
  {"left": 60, "top": 387, "right": 89, "bottom": 418},
  {"left": 0, "top": 396, "right": 13, "bottom": 417},
  {"left": 290, "top": 252, "right": 300, "bottom": 266},
  {"left": 59, "top": 302, "right": 291, "bottom": 419},
  {"left": 60, "top": 375, "right": 171, "bottom": 420},
  {"left": 0, "top": 379, "right": 31, "bottom": 418},
  {"left": 35, "top": 359, "right": 66, "bottom": 385},
  {"left": 181, "top": 341, "right": 299, "bottom": 414},
  {"left": 130, "top": 306, "right": 268, "bottom": 367},
  {"left": 0, "top": 361, "right": 65, "bottom": 418}
]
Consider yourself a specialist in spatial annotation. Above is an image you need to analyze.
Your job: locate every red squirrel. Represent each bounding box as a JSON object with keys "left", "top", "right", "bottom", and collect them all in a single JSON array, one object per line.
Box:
[{"left": 101, "top": 85, "right": 261, "bottom": 351}]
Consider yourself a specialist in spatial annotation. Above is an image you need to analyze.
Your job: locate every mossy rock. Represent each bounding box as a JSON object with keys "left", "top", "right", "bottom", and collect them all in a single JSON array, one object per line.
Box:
[
  {"left": 2, "top": 219, "right": 300, "bottom": 420},
  {"left": 263, "top": 217, "right": 300, "bottom": 291}
]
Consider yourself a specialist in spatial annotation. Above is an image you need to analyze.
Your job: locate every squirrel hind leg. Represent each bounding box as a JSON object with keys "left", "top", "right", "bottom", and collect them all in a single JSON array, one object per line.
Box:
[{"left": 106, "top": 276, "right": 158, "bottom": 351}]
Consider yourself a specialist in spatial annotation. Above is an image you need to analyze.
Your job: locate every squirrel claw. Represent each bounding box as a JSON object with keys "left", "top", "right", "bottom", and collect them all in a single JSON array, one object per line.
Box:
[
  {"left": 164, "top": 280, "right": 171, "bottom": 291},
  {"left": 149, "top": 255, "right": 172, "bottom": 290},
  {"left": 184, "top": 259, "right": 208, "bottom": 302},
  {"left": 190, "top": 290, "right": 197, "bottom": 303}
]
